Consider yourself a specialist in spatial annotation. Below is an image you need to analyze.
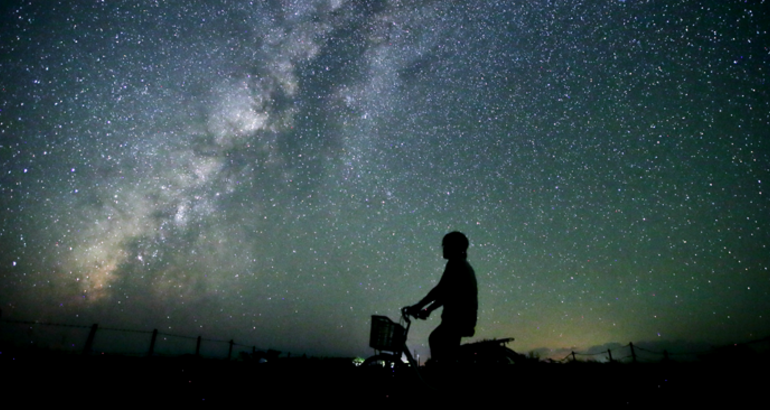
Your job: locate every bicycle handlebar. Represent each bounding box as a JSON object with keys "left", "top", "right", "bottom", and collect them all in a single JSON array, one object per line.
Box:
[{"left": 401, "top": 306, "right": 412, "bottom": 324}]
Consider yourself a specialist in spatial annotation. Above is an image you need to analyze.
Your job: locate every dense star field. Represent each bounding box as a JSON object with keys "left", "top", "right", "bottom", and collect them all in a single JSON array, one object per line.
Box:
[{"left": 1, "top": 0, "right": 768, "bottom": 359}]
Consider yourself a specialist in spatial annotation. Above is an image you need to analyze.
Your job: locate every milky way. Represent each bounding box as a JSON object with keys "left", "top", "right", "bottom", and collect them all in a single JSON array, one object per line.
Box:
[{"left": 1, "top": 0, "right": 768, "bottom": 359}]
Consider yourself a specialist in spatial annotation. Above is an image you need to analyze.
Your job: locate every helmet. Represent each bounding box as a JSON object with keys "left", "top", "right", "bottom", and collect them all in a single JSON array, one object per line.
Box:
[{"left": 442, "top": 231, "right": 469, "bottom": 252}]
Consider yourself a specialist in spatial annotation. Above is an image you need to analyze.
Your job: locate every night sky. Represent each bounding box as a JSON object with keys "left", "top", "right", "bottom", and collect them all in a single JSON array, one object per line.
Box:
[{"left": 1, "top": 0, "right": 768, "bottom": 359}]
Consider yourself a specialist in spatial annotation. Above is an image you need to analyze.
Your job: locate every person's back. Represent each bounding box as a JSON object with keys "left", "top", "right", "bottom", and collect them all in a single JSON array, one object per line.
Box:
[
  {"left": 438, "top": 258, "right": 477, "bottom": 336},
  {"left": 407, "top": 231, "right": 478, "bottom": 361}
]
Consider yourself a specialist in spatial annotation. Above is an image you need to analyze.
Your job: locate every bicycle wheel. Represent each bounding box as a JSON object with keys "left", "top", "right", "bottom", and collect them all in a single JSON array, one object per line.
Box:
[
  {"left": 458, "top": 342, "right": 517, "bottom": 366},
  {"left": 362, "top": 353, "right": 405, "bottom": 370},
  {"left": 503, "top": 347, "right": 526, "bottom": 365}
]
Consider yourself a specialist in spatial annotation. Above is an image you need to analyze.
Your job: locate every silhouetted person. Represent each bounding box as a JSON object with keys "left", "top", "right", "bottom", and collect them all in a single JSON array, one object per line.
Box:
[{"left": 407, "top": 231, "right": 478, "bottom": 364}]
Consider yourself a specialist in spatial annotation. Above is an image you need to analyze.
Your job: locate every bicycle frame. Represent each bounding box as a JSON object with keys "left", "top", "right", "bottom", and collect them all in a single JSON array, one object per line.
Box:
[{"left": 399, "top": 307, "right": 420, "bottom": 368}]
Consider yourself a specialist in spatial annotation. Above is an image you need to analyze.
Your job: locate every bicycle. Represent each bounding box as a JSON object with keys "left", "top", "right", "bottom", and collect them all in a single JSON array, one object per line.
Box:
[
  {"left": 362, "top": 307, "right": 419, "bottom": 372},
  {"left": 363, "top": 307, "right": 522, "bottom": 372}
]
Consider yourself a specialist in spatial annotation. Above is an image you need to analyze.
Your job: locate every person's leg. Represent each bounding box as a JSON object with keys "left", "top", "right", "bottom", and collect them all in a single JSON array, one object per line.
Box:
[{"left": 429, "top": 323, "right": 461, "bottom": 363}]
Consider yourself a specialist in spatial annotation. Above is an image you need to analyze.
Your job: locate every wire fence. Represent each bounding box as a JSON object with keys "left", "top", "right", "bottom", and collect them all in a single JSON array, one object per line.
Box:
[
  {"left": 0, "top": 316, "right": 273, "bottom": 360},
  {"left": 3, "top": 311, "right": 768, "bottom": 364},
  {"left": 554, "top": 335, "right": 770, "bottom": 364}
]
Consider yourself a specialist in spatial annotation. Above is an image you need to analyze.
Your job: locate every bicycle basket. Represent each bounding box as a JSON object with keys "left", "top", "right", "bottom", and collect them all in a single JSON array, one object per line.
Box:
[{"left": 369, "top": 315, "right": 406, "bottom": 352}]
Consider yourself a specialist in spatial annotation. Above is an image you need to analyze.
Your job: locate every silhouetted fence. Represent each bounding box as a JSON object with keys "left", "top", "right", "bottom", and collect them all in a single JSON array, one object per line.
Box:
[
  {"left": 3, "top": 312, "right": 768, "bottom": 363},
  {"left": 557, "top": 336, "right": 770, "bottom": 364},
  {"left": 0, "top": 316, "right": 269, "bottom": 359}
]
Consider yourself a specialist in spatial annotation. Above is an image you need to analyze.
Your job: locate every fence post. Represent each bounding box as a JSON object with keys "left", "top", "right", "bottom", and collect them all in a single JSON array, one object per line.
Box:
[
  {"left": 196, "top": 336, "right": 202, "bottom": 356},
  {"left": 228, "top": 339, "right": 234, "bottom": 360},
  {"left": 630, "top": 342, "right": 637, "bottom": 363},
  {"left": 148, "top": 329, "right": 158, "bottom": 357},
  {"left": 607, "top": 349, "right": 613, "bottom": 363},
  {"left": 83, "top": 323, "right": 98, "bottom": 355},
  {"left": 571, "top": 351, "right": 576, "bottom": 362},
  {"left": 663, "top": 350, "right": 669, "bottom": 362}
]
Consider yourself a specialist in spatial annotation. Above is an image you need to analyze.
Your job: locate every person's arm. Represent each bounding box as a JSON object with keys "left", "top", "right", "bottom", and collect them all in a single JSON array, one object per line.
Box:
[
  {"left": 416, "top": 286, "right": 443, "bottom": 313},
  {"left": 408, "top": 274, "right": 448, "bottom": 318}
]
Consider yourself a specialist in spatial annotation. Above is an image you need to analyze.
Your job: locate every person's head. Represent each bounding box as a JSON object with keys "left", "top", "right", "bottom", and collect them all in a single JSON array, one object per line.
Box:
[{"left": 442, "top": 231, "right": 469, "bottom": 260}]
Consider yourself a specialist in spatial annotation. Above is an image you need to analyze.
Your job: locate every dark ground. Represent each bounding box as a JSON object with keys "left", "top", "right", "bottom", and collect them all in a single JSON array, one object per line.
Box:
[{"left": 1, "top": 346, "right": 765, "bottom": 406}]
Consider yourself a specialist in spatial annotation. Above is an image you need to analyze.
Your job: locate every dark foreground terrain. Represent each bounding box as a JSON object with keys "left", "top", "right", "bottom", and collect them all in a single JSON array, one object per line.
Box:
[{"left": 1, "top": 347, "right": 765, "bottom": 406}]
